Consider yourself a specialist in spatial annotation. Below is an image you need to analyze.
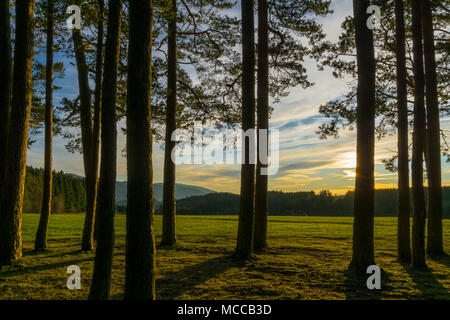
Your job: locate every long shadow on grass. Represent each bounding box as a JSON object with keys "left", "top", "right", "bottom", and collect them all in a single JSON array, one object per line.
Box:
[
  {"left": 156, "top": 255, "right": 238, "bottom": 299},
  {"left": 402, "top": 263, "right": 449, "bottom": 299},
  {"left": 0, "top": 257, "right": 94, "bottom": 278},
  {"left": 429, "top": 254, "right": 450, "bottom": 269},
  {"left": 342, "top": 267, "right": 387, "bottom": 300}
]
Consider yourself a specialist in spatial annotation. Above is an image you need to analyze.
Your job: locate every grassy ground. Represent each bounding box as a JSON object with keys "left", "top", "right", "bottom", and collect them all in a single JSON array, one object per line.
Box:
[{"left": 0, "top": 214, "right": 449, "bottom": 300}]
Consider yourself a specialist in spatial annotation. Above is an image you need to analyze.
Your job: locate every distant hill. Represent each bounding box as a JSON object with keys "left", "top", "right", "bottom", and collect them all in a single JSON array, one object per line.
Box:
[
  {"left": 24, "top": 167, "right": 215, "bottom": 213},
  {"left": 175, "top": 189, "right": 450, "bottom": 218},
  {"left": 115, "top": 181, "right": 214, "bottom": 207}
]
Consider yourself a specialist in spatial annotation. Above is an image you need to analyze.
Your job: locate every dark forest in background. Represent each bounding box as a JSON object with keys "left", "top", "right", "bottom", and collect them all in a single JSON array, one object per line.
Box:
[{"left": 24, "top": 166, "right": 450, "bottom": 218}]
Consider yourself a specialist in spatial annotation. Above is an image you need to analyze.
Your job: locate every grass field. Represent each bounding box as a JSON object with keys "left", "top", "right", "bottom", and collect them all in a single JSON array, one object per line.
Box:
[{"left": 0, "top": 214, "right": 449, "bottom": 300}]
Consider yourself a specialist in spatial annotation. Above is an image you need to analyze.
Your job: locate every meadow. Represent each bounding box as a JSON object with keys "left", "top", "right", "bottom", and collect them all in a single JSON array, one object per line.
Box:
[{"left": 0, "top": 214, "right": 449, "bottom": 300}]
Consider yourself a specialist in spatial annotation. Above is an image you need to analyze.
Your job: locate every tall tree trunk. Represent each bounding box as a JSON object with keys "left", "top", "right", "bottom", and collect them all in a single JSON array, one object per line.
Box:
[
  {"left": 395, "top": 0, "right": 411, "bottom": 263},
  {"left": 93, "top": 0, "right": 105, "bottom": 241},
  {"left": 89, "top": 0, "right": 122, "bottom": 300},
  {"left": 0, "top": 0, "right": 12, "bottom": 190},
  {"left": 161, "top": 0, "right": 177, "bottom": 247},
  {"left": 411, "top": 0, "right": 427, "bottom": 269},
  {"left": 124, "top": 0, "right": 156, "bottom": 300},
  {"left": 254, "top": 0, "right": 269, "bottom": 252},
  {"left": 423, "top": 0, "right": 444, "bottom": 257},
  {"left": 233, "top": 0, "right": 256, "bottom": 261},
  {"left": 72, "top": 25, "right": 96, "bottom": 251},
  {"left": 35, "top": 0, "right": 54, "bottom": 251},
  {"left": 350, "top": 0, "right": 376, "bottom": 274},
  {"left": 0, "top": 0, "right": 35, "bottom": 265}
]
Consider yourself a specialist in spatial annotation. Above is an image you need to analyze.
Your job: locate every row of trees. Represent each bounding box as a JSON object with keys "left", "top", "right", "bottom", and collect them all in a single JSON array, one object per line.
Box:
[
  {"left": 348, "top": 0, "right": 446, "bottom": 272},
  {"left": 0, "top": 0, "right": 447, "bottom": 298}
]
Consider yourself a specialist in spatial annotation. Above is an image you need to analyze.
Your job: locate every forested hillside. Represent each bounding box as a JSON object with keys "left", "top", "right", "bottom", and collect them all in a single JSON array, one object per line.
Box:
[
  {"left": 175, "top": 189, "right": 450, "bottom": 218},
  {"left": 23, "top": 166, "right": 86, "bottom": 213}
]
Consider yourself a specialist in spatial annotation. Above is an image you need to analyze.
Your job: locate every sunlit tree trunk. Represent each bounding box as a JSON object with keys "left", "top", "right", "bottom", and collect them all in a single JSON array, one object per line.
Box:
[
  {"left": 161, "top": 0, "right": 177, "bottom": 247},
  {"left": 254, "top": 0, "right": 269, "bottom": 252},
  {"left": 88, "top": 0, "right": 122, "bottom": 300},
  {"left": 0, "top": 0, "right": 12, "bottom": 191},
  {"left": 72, "top": 25, "right": 96, "bottom": 251},
  {"left": 422, "top": 0, "right": 444, "bottom": 257},
  {"left": 35, "top": 0, "right": 55, "bottom": 251},
  {"left": 93, "top": 0, "right": 105, "bottom": 241},
  {"left": 124, "top": 0, "right": 156, "bottom": 300},
  {"left": 394, "top": 0, "right": 411, "bottom": 263},
  {"left": 350, "top": 0, "right": 376, "bottom": 274},
  {"left": 411, "top": 0, "right": 427, "bottom": 269},
  {"left": 0, "top": 0, "right": 35, "bottom": 265},
  {"left": 234, "top": 0, "right": 256, "bottom": 261}
]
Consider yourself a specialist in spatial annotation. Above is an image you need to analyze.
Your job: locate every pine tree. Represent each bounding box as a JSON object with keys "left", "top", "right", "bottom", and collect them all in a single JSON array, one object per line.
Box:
[
  {"left": 350, "top": 0, "right": 376, "bottom": 273},
  {"left": 161, "top": 0, "right": 178, "bottom": 247},
  {"left": 394, "top": 0, "right": 411, "bottom": 263},
  {"left": 93, "top": 0, "right": 105, "bottom": 240},
  {"left": 35, "top": 0, "right": 55, "bottom": 251},
  {"left": 254, "top": 0, "right": 269, "bottom": 252},
  {"left": 0, "top": 0, "right": 12, "bottom": 191},
  {"left": 124, "top": 0, "right": 156, "bottom": 300},
  {"left": 89, "top": 0, "right": 122, "bottom": 300},
  {"left": 423, "top": 0, "right": 444, "bottom": 257},
  {"left": 411, "top": 0, "right": 427, "bottom": 269},
  {"left": 0, "top": 0, "right": 36, "bottom": 264},
  {"left": 233, "top": 0, "right": 256, "bottom": 261}
]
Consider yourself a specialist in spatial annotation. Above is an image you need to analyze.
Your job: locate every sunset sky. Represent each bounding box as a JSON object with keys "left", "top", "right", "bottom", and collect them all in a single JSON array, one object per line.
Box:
[{"left": 26, "top": 0, "right": 450, "bottom": 195}]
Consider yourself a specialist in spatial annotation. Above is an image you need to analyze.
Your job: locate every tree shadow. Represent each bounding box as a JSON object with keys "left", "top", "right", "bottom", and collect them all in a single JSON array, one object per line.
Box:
[
  {"left": 0, "top": 257, "right": 95, "bottom": 278},
  {"left": 156, "top": 255, "right": 239, "bottom": 299},
  {"left": 428, "top": 253, "right": 450, "bottom": 269},
  {"left": 342, "top": 266, "right": 389, "bottom": 300},
  {"left": 402, "top": 263, "right": 449, "bottom": 299}
]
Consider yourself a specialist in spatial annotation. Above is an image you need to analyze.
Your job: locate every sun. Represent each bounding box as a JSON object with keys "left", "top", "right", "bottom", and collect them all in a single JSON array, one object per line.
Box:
[{"left": 341, "top": 152, "right": 357, "bottom": 169}]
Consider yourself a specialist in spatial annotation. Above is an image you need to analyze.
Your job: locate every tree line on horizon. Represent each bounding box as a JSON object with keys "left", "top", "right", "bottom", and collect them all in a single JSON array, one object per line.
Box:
[
  {"left": 0, "top": 0, "right": 448, "bottom": 300},
  {"left": 19, "top": 166, "right": 450, "bottom": 218}
]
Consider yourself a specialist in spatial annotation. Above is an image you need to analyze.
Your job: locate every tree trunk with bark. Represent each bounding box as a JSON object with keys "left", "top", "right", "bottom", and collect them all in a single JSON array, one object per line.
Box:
[
  {"left": 88, "top": 0, "right": 122, "bottom": 300},
  {"left": 35, "top": 0, "right": 54, "bottom": 251},
  {"left": 233, "top": 0, "right": 256, "bottom": 261},
  {"left": 93, "top": 0, "right": 105, "bottom": 241},
  {"left": 422, "top": 0, "right": 444, "bottom": 257},
  {"left": 350, "top": 0, "right": 376, "bottom": 274},
  {"left": 0, "top": 0, "right": 35, "bottom": 265},
  {"left": 411, "top": 0, "right": 427, "bottom": 269},
  {"left": 124, "top": 0, "right": 156, "bottom": 300},
  {"left": 161, "top": 0, "right": 177, "bottom": 247},
  {"left": 72, "top": 26, "right": 96, "bottom": 251},
  {"left": 0, "top": 0, "right": 12, "bottom": 191},
  {"left": 254, "top": 0, "right": 269, "bottom": 252},
  {"left": 394, "top": 0, "right": 411, "bottom": 263}
]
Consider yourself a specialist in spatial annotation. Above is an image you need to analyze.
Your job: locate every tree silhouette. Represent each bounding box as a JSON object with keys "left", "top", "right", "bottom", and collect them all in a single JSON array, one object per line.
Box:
[
  {"left": 0, "top": 0, "right": 36, "bottom": 265},
  {"left": 350, "top": 0, "right": 376, "bottom": 274},
  {"left": 124, "top": 0, "right": 156, "bottom": 300},
  {"left": 0, "top": 0, "right": 12, "bottom": 192},
  {"left": 89, "top": 0, "right": 122, "bottom": 300},
  {"left": 161, "top": 0, "right": 178, "bottom": 247},
  {"left": 254, "top": 0, "right": 269, "bottom": 252},
  {"left": 394, "top": 0, "right": 411, "bottom": 263},
  {"left": 423, "top": 0, "right": 444, "bottom": 257},
  {"left": 233, "top": 0, "right": 256, "bottom": 261},
  {"left": 70, "top": 0, "right": 102, "bottom": 251},
  {"left": 411, "top": 0, "right": 427, "bottom": 269},
  {"left": 35, "top": 0, "right": 55, "bottom": 251}
]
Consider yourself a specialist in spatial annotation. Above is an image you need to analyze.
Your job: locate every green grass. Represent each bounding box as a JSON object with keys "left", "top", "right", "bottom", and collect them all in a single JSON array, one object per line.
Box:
[{"left": 0, "top": 214, "right": 449, "bottom": 300}]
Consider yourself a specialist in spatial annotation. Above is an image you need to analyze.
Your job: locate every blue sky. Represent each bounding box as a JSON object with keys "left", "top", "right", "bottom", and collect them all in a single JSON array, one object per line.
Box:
[{"left": 26, "top": 0, "right": 450, "bottom": 194}]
